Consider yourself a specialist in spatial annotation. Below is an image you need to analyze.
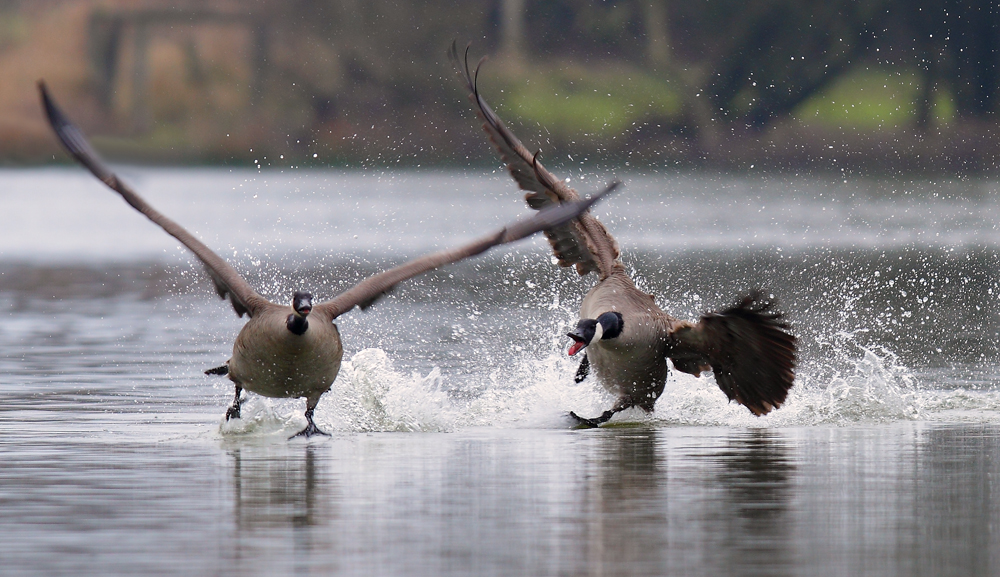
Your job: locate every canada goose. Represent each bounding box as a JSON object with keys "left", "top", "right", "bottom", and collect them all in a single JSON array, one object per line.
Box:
[
  {"left": 40, "top": 82, "right": 616, "bottom": 438},
  {"left": 451, "top": 44, "right": 796, "bottom": 426}
]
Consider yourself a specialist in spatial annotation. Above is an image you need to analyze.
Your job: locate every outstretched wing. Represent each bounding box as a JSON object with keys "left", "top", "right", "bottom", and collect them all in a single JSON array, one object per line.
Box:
[
  {"left": 40, "top": 82, "right": 268, "bottom": 318},
  {"left": 450, "top": 42, "right": 621, "bottom": 279},
  {"left": 316, "top": 182, "right": 619, "bottom": 319},
  {"left": 668, "top": 291, "right": 797, "bottom": 416}
]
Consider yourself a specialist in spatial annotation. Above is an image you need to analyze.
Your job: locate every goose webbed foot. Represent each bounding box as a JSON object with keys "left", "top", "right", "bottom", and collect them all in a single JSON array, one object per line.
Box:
[
  {"left": 569, "top": 409, "right": 617, "bottom": 428},
  {"left": 225, "top": 385, "right": 243, "bottom": 421},
  {"left": 289, "top": 422, "right": 329, "bottom": 439},
  {"left": 289, "top": 408, "right": 330, "bottom": 439}
]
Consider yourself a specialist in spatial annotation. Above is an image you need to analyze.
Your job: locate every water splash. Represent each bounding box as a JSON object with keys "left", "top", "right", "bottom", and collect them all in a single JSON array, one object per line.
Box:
[
  {"left": 217, "top": 313, "right": 1000, "bottom": 437},
  {"left": 219, "top": 398, "right": 293, "bottom": 437},
  {"left": 325, "top": 349, "right": 456, "bottom": 432},
  {"left": 919, "top": 388, "right": 1000, "bottom": 421},
  {"left": 777, "top": 332, "right": 923, "bottom": 425}
]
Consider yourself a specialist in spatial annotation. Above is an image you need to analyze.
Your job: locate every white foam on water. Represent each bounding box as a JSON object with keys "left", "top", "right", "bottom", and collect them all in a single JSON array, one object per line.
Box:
[
  {"left": 217, "top": 349, "right": 458, "bottom": 436},
  {"left": 324, "top": 348, "right": 457, "bottom": 432},
  {"left": 217, "top": 327, "right": 1000, "bottom": 437},
  {"left": 218, "top": 398, "right": 292, "bottom": 437},
  {"left": 459, "top": 348, "right": 615, "bottom": 429},
  {"left": 774, "top": 337, "right": 923, "bottom": 426},
  {"left": 645, "top": 332, "right": 923, "bottom": 428},
  {"left": 918, "top": 388, "right": 1000, "bottom": 422}
]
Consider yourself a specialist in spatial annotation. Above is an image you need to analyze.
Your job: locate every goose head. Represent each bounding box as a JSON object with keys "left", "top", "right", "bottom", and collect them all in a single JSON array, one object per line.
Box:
[
  {"left": 286, "top": 291, "right": 313, "bottom": 335},
  {"left": 567, "top": 312, "right": 624, "bottom": 356}
]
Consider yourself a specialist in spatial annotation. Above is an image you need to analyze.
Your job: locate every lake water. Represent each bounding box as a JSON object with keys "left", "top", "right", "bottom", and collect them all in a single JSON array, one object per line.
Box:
[{"left": 3, "top": 167, "right": 1000, "bottom": 575}]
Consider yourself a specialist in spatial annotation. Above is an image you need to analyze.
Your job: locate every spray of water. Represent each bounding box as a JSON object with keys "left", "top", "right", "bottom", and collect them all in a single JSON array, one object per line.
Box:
[
  {"left": 213, "top": 247, "right": 1000, "bottom": 437},
  {"left": 219, "top": 317, "right": 993, "bottom": 437}
]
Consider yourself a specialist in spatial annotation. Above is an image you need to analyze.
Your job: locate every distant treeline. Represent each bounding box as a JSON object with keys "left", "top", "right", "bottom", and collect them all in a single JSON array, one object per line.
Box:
[{"left": 7, "top": 0, "right": 1000, "bottom": 172}]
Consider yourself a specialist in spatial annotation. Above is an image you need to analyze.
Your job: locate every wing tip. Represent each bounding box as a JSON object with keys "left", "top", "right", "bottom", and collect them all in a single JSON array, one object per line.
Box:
[
  {"left": 37, "top": 81, "right": 116, "bottom": 184},
  {"left": 523, "top": 182, "right": 619, "bottom": 237},
  {"left": 38, "top": 79, "right": 68, "bottom": 143}
]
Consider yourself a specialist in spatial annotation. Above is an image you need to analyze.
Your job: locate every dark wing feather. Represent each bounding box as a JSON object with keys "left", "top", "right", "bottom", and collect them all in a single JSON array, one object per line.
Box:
[
  {"left": 450, "top": 42, "right": 621, "bottom": 278},
  {"left": 39, "top": 82, "right": 268, "bottom": 318},
  {"left": 317, "top": 182, "right": 618, "bottom": 319},
  {"left": 669, "top": 291, "right": 797, "bottom": 416}
]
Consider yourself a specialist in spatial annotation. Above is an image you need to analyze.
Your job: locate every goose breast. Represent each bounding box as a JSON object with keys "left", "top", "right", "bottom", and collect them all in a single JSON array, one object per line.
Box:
[{"left": 228, "top": 308, "right": 343, "bottom": 400}]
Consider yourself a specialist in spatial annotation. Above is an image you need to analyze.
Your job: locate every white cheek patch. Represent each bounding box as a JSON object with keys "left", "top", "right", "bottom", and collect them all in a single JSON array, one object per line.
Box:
[{"left": 592, "top": 321, "right": 604, "bottom": 343}]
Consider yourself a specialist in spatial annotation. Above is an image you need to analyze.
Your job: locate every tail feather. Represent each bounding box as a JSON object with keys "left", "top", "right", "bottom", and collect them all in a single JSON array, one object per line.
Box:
[
  {"left": 685, "top": 291, "right": 796, "bottom": 416},
  {"left": 205, "top": 364, "right": 229, "bottom": 376}
]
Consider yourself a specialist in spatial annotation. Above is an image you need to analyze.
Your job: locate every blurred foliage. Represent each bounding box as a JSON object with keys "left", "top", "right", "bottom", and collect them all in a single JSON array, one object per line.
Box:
[
  {"left": 798, "top": 69, "right": 924, "bottom": 130},
  {"left": 489, "top": 62, "right": 682, "bottom": 136},
  {"left": 5, "top": 0, "right": 1000, "bottom": 170}
]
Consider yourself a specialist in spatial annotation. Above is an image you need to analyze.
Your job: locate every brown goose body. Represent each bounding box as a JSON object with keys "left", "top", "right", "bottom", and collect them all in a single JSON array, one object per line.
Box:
[
  {"left": 579, "top": 272, "right": 675, "bottom": 411},
  {"left": 228, "top": 306, "right": 343, "bottom": 406},
  {"left": 453, "top": 44, "right": 797, "bottom": 426},
  {"left": 41, "top": 81, "right": 616, "bottom": 438}
]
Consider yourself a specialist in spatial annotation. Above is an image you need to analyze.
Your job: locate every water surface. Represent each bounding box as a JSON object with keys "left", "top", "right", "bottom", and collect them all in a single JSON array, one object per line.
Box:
[{"left": 3, "top": 168, "right": 1000, "bottom": 575}]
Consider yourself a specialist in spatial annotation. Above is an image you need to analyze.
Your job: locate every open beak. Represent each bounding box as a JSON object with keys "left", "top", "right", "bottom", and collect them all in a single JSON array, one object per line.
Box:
[{"left": 567, "top": 334, "right": 587, "bottom": 356}]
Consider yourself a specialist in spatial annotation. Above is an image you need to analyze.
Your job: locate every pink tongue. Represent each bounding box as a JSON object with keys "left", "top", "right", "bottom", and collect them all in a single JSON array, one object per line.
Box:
[{"left": 568, "top": 341, "right": 585, "bottom": 356}]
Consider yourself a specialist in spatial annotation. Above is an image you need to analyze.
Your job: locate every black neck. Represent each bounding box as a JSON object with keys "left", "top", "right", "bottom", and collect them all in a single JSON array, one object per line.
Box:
[
  {"left": 598, "top": 312, "right": 624, "bottom": 340},
  {"left": 286, "top": 314, "right": 309, "bottom": 335}
]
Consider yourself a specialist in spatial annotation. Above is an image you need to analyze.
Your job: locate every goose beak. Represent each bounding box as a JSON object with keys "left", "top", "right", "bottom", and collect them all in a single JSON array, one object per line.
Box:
[
  {"left": 292, "top": 291, "right": 313, "bottom": 316},
  {"left": 567, "top": 334, "right": 587, "bottom": 356}
]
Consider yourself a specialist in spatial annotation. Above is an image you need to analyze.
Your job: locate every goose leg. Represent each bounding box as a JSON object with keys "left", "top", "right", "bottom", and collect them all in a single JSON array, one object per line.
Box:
[
  {"left": 225, "top": 385, "right": 243, "bottom": 421},
  {"left": 569, "top": 409, "right": 617, "bottom": 428},
  {"left": 574, "top": 354, "right": 590, "bottom": 383},
  {"left": 569, "top": 398, "right": 632, "bottom": 428},
  {"left": 290, "top": 399, "right": 331, "bottom": 439}
]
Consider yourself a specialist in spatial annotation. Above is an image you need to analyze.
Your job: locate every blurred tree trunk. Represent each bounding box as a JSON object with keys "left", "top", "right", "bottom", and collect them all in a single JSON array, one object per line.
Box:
[
  {"left": 500, "top": 0, "right": 525, "bottom": 65},
  {"left": 709, "top": 1, "right": 889, "bottom": 128},
  {"left": 915, "top": 58, "right": 936, "bottom": 131},
  {"left": 250, "top": 22, "right": 269, "bottom": 106},
  {"left": 642, "top": 1, "right": 670, "bottom": 68},
  {"left": 130, "top": 20, "right": 150, "bottom": 135},
  {"left": 675, "top": 67, "right": 720, "bottom": 152},
  {"left": 88, "top": 12, "right": 123, "bottom": 113},
  {"left": 951, "top": 0, "right": 1000, "bottom": 119}
]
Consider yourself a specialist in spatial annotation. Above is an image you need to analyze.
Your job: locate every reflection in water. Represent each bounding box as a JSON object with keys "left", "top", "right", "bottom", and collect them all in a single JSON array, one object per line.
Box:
[
  {"left": 710, "top": 430, "right": 795, "bottom": 577},
  {"left": 579, "top": 429, "right": 666, "bottom": 575},
  {"left": 904, "top": 426, "right": 999, "bottom": 576},
  {"left": 4, "top": 425, "right": 1000, "bottom": 576},
  {"left": 566, "top": 429, "right": 796, "bottom": 577},
  {"left": 788, "top": 425, "right": 1000, "bottom": 576},
  {"left": 227, "top": 444, "right": 338, "bottom": 575}
]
